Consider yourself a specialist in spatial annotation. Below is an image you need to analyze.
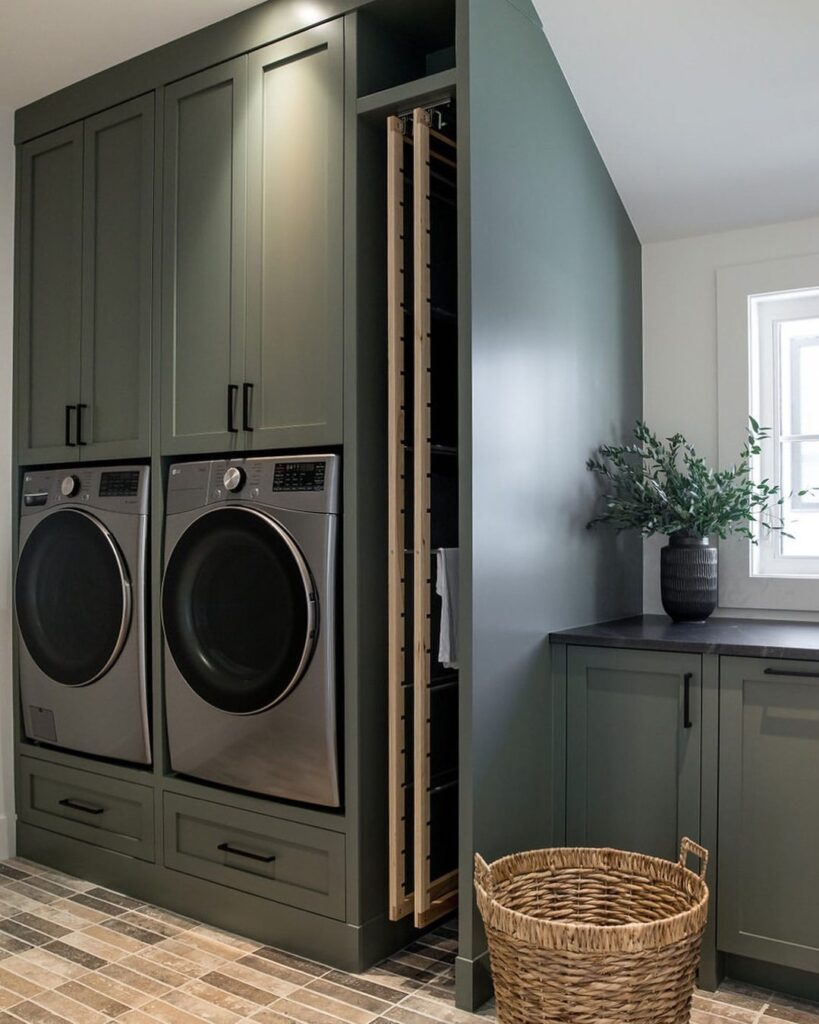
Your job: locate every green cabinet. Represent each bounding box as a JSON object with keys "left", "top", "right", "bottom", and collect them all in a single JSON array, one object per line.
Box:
[
  {"left": 718, "top": 656, "right": 819, "bottom": 974},
  {"left": 18, "top": 125, "right": 83, "bottom": 463},
  {"left": 245, "top": 20, "right": 344, "bottom": 449},
  {"left": 18, "top": 97, "right": 153, "bottom": 463},
  {"left": 161, "top": 22, "right": 344, "bottom": 456},
  {"left": 161, "top": 57, "right": 248, "bottom": 455},
  {"left": 566, "top": 646, "right": 702, "bottom": 861}
]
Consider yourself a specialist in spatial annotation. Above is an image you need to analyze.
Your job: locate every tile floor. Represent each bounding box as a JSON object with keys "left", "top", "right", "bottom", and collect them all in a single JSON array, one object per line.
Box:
[{"left": 0, "top": 858, "right": 814, "bottom": 1024}]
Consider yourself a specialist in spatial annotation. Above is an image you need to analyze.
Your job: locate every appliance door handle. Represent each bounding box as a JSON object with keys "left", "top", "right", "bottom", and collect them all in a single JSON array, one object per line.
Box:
[
  {"left": 683, "top": 672, "right": 693, "bottom": 729},
  {"left": 227, "top": 385, "right": 239, "bottom": 433},
  {"left": 76, "top": 403, "right": 88, "bottom": 446},
  {"left": 242, "top": 383, "right": 254, "bottom": 432},
  {"left": 217, "top": 842, "right": 276, "bottom": 864},
  {"left": 65, "top": 405, "right": 76, "bottom": 447},
  {"left": 59, "top": 798, "right": 104, "bottom": 816}
]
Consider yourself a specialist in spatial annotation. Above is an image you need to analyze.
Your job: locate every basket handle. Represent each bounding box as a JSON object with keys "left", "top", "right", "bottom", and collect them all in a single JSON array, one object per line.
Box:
[
  {"left": 679, "top": 837, "right": 709, "bottom": 879},
  {"left": 474, "top": 853, "right": 491, "bottom": 892}
]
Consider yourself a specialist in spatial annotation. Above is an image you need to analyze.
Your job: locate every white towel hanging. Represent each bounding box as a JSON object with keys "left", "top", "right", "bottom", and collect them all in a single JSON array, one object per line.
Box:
[{"left": 435, "top": 547, "right": 459, "bottom": 670}]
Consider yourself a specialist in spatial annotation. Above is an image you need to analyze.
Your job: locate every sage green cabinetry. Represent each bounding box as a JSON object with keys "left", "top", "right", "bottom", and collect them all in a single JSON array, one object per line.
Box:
[
  {"left": 245, "top": 20, "right": 344, "bottom": 449},
  {"left": 18, "top": 97, "right": 153, "bottom": 463},
  {"left": 566, "top": 646, "right": 702, "bottom": 860},
  {"left": 161, "top": 58, "right": 248, "bottom": 455},
  {"left": 162, "top": 20, "right": 343, "bottom": 456},
  {"left": 718, "top": 656, "right": 819, "bottom": 975}
]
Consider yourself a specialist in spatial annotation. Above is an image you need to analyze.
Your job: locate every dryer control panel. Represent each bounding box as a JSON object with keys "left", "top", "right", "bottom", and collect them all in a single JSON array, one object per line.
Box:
[
  {"left": 21, "top": 465, "right": 150, "bottom": 517},
  {"left": 166, "top": 455, "right": 340, "bottom": 516}
]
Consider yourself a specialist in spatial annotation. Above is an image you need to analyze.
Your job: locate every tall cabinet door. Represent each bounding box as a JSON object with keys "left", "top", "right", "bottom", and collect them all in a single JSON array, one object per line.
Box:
[
  {"left": 161, "top": 57, "right": 248, "bottom": 455},
  {"left": 718, "top": 657, "right": 819, "bottom": 974},
  {"left": 17, "top": 126, "right": 83, "bottom": 464},
  {"left": 245, "top": 21, "right": 344, "bottom": 449},
  {"left": 566, "top": 646, "right": 702, "bottom": 860},
  {"left": 80, "top": 95, "right": 154, "bottom": 459}
]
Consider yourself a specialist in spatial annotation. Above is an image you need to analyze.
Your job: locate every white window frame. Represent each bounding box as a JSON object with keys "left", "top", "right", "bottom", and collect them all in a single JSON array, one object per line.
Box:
[{"left": 717, "top": 253, "right": 819, "bottom": 611}]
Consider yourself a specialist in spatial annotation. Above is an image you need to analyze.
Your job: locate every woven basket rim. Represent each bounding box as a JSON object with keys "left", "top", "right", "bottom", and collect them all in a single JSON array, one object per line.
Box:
[{"left": 474, "top": 846, "right": 709, "bottom": 954}]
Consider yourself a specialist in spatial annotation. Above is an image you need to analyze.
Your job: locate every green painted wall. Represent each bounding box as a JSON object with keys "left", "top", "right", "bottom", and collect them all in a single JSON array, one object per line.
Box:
[{"left": 456, "top": 0, "right": 643, "bottom": 1004}]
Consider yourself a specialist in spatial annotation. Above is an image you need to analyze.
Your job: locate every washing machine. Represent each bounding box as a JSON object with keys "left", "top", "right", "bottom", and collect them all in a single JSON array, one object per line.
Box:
[
  {"left": 162, "top": 455, "right": 340, "bottom": 807},
  {"left": 15, "top": 465, "right": 151, "bottom": 764}
]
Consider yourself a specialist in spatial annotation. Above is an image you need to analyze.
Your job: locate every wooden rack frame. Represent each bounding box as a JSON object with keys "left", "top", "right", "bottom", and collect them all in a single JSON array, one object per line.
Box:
[{"left": 387, "top": 108, "right": 458, "bottom": 928}]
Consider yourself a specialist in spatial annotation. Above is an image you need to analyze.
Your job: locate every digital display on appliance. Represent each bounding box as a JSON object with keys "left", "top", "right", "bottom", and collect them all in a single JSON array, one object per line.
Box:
[
  {"left": 99, "top": 471, "right": 140, "bottom": 497},
  {"left": 272, "top": 462, "right": 326, "bottom": 493}
]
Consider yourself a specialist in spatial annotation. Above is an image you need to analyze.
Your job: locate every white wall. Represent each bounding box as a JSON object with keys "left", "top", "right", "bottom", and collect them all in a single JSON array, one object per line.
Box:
[
  {"left": 642, "top": 214, "right": 819, "bottom": 618},
  {"left": 0, "top": 110, "right": 13, "bottom": 858}
]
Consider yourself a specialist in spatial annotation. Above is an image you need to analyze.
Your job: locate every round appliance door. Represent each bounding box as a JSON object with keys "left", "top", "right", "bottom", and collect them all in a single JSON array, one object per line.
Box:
[
  {"left": 161, "top": 507, "right": 317, "bottom": 715},
  {"left": 15, "top": 509, "right": 133, "bottom": 687}
]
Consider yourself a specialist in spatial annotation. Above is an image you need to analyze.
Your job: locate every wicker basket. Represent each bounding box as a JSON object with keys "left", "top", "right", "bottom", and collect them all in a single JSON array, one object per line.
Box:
[{"left": 474, "top": 838, "right": 709, "bottom": 1024}]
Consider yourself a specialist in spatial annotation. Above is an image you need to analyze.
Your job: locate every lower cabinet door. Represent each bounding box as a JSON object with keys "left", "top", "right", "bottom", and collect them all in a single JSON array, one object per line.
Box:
[
  {"left": 718, "top": 657, "right": 819, "bottom": 973},
  {"left": 19, "top": 757, "right": 155, "bottom": 861},
  {"left": 566, "top": 646, "right": 702, "bottom": 860},
  {"left": 163, "top": 793, "right": 346, "bottom": 920}
]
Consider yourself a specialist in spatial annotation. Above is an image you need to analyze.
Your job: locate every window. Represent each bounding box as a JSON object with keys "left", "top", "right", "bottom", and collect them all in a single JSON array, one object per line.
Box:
[
  {"left": 717, "top": 254, "right": 819, "bottom": 611},
  {"left": 751, "top": 290, "right": 819, "bottom": 577}
]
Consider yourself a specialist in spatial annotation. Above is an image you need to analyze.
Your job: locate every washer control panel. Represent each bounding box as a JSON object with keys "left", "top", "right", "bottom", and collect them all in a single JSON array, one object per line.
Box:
[{"left": 20, "top": 465, "right": 149, "bottom": 516}]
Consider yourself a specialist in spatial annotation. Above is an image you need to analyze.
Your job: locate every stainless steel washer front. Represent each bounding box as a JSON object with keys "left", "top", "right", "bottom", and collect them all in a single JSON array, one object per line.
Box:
[
  {"left": 162, "top": 455, "right": 340, "bottom": 807},
  {"left": 16, "top": 466, "right": 151, "bottom": 764}
]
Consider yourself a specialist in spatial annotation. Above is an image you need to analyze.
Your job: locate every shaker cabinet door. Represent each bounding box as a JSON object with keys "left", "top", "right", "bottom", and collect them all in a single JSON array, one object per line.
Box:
[
  {"left": 17, "top": 125, "right": 83, "bottom": 464},
  {"left": 718, "top": 657, "right": 819, "bottom": 974},
  {"left": 245, "top": 21, "right": 344, "bottom": 449},
  {"left": 566, "top": 646, "right": 702, "bottom": 861},
  {"left": 161, "top": 58, "right": 248, "bottom": 455},
  {"left": 80, "top": 95, "right": 154, "bottom": 459}
]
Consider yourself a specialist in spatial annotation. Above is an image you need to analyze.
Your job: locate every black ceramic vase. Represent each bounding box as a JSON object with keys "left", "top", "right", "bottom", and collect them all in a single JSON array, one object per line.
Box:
[{"left": 660, "top": 532, "right": 718, "bottom": 623}]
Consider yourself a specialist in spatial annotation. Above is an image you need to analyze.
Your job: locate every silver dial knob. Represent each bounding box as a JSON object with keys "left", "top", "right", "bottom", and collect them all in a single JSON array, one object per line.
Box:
[
  {"left": 60, "top": 475, "right": 80, "bottom": 498},
  {"left": 223, "top": 467, "right": 246, "bottom": 493}
]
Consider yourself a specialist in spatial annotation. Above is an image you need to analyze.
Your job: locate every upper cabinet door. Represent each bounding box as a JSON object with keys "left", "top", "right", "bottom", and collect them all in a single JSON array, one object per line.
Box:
[
  {"left": 245, "top": 21, "right": 344, "bottom": 450},
  {"left": 18, "top": 126, "right": 83, "bottom": 464},
  {"left": 566, "top": 646, "right": 702, "bottom": 862},
  {"left": 80, "top": 95, "right": 154, "bottom": 459},
  {"left": 161, "top": 57, "right": 248, "bottom": 455}
]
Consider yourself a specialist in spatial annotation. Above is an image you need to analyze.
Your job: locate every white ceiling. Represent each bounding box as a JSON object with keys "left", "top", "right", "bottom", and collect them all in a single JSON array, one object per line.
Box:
[
  {"left": 2, "top": 1, "right": 818, "bottom": 242},
  {"left": 534, "top": 0, "right": 819, "bottom": 242},
  {"left": 0, "top": 0, "right": 262, "bottom": 111}
]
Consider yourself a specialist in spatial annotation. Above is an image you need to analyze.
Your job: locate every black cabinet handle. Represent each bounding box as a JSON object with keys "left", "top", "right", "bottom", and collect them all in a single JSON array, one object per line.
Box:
[
  {"left": 683, "top": 673, "right": 693, "bottom": 729},
  {"left": 227, "top": 385, "right": 239, "bottom": 433},
  {"left": 242, "top": 382, "right": 254, "bottom": 432},
  {"left": 217, "top": 842, "right": 276, "bottom": 864},
  {"left": 65, "top": 405, "right": 76, "bottom": 447},
  {"left": 76, "top": 403, "right": 87, "bottom": 446},
  {"left": 59, "top": 798, "right": 104, "bottom": 816},
  {"left": 763, "top": 667, "right": 819, "bottom": 678}
]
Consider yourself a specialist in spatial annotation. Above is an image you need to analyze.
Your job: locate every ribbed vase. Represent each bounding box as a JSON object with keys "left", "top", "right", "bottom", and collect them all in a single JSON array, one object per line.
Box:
[{"left": 660, "top": 533, "right": 718, "bottom": 623}]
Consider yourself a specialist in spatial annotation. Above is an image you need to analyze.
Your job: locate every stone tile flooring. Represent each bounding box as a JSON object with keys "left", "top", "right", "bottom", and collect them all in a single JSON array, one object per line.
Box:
[{"left": 0, "top": 858, "right": 815, "bottom": 1024}]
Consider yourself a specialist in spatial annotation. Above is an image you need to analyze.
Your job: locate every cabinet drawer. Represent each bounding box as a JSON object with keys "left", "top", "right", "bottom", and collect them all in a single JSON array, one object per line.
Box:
[
  {"left": 19, "top": 757, "right": 155, "bottom": 861},
  {"left": 163, "top": 793, "right": 346, "bottom": 920}
]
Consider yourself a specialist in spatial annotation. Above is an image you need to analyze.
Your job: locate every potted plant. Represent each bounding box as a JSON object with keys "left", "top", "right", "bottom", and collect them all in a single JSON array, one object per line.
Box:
[{"left": 586, "top": 420, "right": 799, "bottom": 622}]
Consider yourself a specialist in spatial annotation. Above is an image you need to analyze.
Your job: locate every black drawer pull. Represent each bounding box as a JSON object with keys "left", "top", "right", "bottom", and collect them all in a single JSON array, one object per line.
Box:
[
  {"left": 763, "top": 667, "right": 819, "bottom": 679},
  {"left": 683, "top": 672, "right": 693, "bottom": 729},
  {"left": 242, "top": 382, "right": 254, "bottom": 432},
  {"left": 76, "top": 403, "right": 87, "bottom": 446},
  {"left": 217, "top": 842, "right": 276, "bottom": 864},
  {"left": 59, "top": 798, "right": 104, "bottom": 816},
  {"left": 65, "top": 405, "right": 76, "bottom": 447},
  {"left": 227, "top": 384, "right": 239, "bottom": 433}
]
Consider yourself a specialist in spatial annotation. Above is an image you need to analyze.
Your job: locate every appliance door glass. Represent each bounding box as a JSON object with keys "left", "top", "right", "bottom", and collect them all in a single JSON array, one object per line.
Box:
[
  {"left": 15, "top": 509, "right": 132, "bottom": 686},
  {"left": 162, "top": 507, "right": 316, "bottom": 714}
]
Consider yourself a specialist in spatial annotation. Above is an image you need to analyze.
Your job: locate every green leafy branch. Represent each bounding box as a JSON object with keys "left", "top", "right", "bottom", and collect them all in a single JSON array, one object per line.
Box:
[{"left": 586, "top": 419, "right": 809, "bottom": 541}]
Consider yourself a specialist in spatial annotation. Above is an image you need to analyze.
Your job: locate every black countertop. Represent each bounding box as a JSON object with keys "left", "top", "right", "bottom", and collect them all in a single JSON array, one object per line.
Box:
[{"left": 550, "top": 615, "right": 819, "bottom": 661}]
